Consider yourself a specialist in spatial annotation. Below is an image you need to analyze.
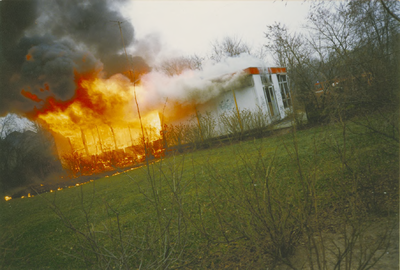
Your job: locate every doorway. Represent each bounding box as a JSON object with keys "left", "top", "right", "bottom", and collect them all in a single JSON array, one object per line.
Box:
[{"left": 263, "top": 85, "right": 279, "bottom": 120}]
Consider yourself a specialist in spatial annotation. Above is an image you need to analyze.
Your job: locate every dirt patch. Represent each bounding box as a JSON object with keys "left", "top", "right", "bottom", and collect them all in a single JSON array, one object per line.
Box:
[{"left": 276, "top": 217, "right": 399, "bottom": 269}]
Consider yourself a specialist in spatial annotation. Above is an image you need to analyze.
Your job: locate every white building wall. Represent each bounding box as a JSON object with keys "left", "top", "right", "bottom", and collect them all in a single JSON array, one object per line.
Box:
[
  {"left": 233, "top": 85, "right": 258, "bottom": 111},
  {"left": 196, "top": 84, "right": 261, "bottom": 135}
]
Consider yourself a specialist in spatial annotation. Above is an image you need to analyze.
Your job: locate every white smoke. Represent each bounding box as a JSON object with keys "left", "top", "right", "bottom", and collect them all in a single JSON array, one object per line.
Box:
[
  {"left": 139, "top": 53, "right": 264, "bottom": 110},
  {"left": 130, "top": 33, "right": 163, "bottom": 67}
]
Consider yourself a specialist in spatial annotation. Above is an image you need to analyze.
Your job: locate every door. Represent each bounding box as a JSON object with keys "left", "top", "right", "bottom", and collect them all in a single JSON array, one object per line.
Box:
[{"left": 263, "top": 85, "right": 279, "bottom": 120}]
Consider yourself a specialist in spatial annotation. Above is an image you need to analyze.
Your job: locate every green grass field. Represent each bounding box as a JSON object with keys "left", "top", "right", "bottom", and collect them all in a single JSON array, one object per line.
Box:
[{"left": 1, "top": 119, "right": 398, "bottom": 269}]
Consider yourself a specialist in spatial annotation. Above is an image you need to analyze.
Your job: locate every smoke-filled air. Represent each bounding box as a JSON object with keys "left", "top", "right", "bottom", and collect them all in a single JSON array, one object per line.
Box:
[
  {"left": 0, "top": 0, "right": 264, "bottom": 154},
  {"left": 140, "top": 54, "right": 264, "bottom": 109}
]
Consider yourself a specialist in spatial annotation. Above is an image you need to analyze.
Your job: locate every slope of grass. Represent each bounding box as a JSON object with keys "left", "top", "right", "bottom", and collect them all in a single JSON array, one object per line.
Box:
[{"left": 0, "top": 119, "right": 398, "bottom": 269}]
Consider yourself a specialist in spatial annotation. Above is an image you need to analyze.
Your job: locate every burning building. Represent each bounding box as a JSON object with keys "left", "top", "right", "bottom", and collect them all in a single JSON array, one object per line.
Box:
[
  {"left": 0, "top": 0, "right": 160, "bottom": 176},
  {"left": 0, "top": 0, "right": 293, "bottom": 177}
]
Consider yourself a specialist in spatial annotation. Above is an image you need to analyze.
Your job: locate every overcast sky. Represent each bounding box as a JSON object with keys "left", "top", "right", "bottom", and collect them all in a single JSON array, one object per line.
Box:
[{"left": 122, "top": 1, "right": 313, "bottom": 62}]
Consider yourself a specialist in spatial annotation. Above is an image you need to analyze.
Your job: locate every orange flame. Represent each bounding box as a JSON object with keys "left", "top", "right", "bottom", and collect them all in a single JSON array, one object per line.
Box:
[
  {"left": 21, "top": 89, "right": 42, "bottom": 102},
  {"left": 21, "top": 70, "right": 163, "bottom": 175}
]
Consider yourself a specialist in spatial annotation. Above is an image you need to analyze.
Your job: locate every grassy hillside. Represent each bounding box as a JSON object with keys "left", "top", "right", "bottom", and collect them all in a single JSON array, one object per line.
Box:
[{"left": 0, "top": 118, "right": 398, "bottom": 269}]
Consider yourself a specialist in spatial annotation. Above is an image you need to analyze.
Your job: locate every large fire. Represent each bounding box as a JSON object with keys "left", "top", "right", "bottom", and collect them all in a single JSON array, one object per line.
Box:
[
  {"left": 14, "top": 48, "right": 261, "bottom": 181},
  {"left": 22, "top": 70, "right": 163, "bottom": 176}
]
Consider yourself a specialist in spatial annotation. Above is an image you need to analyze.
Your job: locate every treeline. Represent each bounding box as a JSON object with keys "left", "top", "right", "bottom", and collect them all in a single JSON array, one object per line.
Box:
[
  {"left": 0, "top": 115, "right": 63, "bottom": 195},
  {"left": 265, "top": 0, "right": 399, "bottom": 129}
]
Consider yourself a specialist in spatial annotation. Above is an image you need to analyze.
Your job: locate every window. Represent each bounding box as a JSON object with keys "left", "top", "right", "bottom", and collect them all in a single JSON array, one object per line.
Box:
[
  {"left": 263, "top": 85, "right": 278, "bottom": 117},
  {"left": 277, "top": 75, "right": 291, "bottom": 108}
]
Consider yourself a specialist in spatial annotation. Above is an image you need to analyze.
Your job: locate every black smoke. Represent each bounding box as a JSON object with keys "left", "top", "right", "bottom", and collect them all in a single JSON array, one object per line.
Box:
[{"left": 0, "top": 0, "right": 149, "bottom": 116}]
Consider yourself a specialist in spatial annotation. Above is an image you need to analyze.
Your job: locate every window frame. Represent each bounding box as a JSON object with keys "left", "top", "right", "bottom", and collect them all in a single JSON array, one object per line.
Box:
[{"left": 277, "top": 74, "right": 292, "bottom": 108}]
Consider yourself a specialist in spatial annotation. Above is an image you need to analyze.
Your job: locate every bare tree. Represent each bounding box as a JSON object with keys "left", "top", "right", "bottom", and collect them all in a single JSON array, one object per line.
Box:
[
  {"left": 210, "top": 36, "right": 252, "bottom": 62},
  {"left": 265, "top": 0, "right": 399, "bottom": 129},
  {"left": 156, "top": 55, "right": 203, "bottom": 76},
  {"left": 265, "top": 23, "right": 325, "bottom": 122},
  {"left": 379, "top": 0, "right": 400, "bottom": 22},
  {"left": 0, "top": 114, "right": 14, "bottom": 139}
]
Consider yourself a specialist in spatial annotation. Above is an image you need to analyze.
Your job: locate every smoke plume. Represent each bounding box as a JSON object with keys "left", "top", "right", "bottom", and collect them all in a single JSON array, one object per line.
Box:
[
  {"left": 0, "top": 0, "right": 146, "bottom": 117},
  {"left": 1, "top": 0, "right": 266, "bottom": 121},
  {"left": 139, "top": 54, "right": 264, "bottom": 110}
]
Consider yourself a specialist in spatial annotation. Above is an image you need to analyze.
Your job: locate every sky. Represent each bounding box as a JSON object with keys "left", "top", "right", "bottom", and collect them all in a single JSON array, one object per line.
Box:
[{"left": 122, "top": 0, "right": 313, "bottom": 62}]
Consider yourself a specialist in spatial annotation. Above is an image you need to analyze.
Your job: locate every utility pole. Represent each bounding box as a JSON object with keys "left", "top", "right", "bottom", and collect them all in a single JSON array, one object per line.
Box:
[{"left": 111, "top": 20, "right": 149, "bottom": 167}]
